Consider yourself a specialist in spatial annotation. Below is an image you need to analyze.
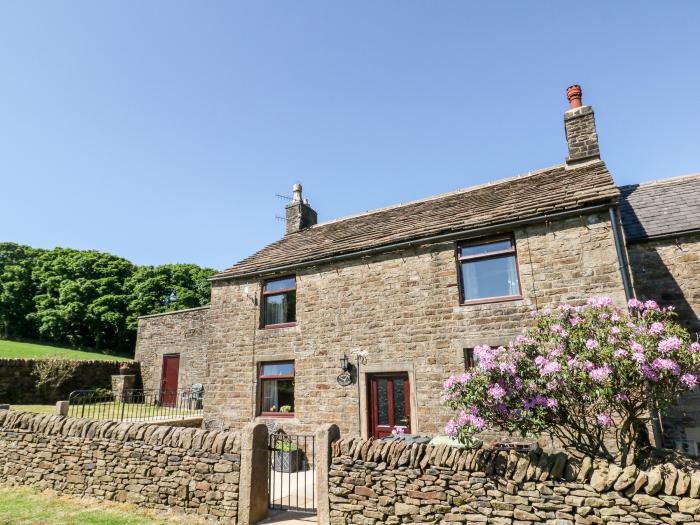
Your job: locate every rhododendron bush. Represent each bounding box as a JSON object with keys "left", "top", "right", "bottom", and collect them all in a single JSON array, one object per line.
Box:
[{"left": 442, "top": 297, "right": 700, "bottom": 464}]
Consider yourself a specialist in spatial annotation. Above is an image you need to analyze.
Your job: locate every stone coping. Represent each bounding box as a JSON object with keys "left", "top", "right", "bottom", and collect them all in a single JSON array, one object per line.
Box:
[
  {"left": 0, "top": 410, "right": 239, "bottom": 455},
  {"left": 137, "top": 305, "right": 210, "bottom": 320},
  {"left": 332, "top": 437, "right": 700, "bottom": 498}
]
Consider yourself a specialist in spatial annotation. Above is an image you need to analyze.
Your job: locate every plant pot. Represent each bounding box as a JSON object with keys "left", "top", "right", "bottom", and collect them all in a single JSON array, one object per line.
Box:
[
  {"left": 273, "top": 449, "right": 302, "bottom": 473},
  {"left": 119, "top": 367, "right": 130, "bottom": 375}
]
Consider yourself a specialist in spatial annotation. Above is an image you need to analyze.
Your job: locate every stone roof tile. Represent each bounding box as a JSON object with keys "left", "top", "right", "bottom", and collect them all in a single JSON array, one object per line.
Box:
[
  {"left": 619, "top": 173, "right": 700, "bottom": 241},
  {"left": 216, "top": 161, "right": 618, "bottom": 278}
]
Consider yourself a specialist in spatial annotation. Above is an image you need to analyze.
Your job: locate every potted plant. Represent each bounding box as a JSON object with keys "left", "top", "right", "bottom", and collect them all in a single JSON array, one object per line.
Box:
[
  {"left": 119, "top": 363, "right": 131, "bottom": 376},
  {"left": 272, "top": 437, "right": 302, "bottom": 473}
]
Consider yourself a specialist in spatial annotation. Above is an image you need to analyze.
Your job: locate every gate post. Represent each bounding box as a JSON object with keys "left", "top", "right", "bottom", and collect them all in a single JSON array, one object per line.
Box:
[
  {"left": 315, "top": 423, "right": 340, "bottom": 524},
  {"left": 238, "top": 422, "right": 269, "bottom": 525}
]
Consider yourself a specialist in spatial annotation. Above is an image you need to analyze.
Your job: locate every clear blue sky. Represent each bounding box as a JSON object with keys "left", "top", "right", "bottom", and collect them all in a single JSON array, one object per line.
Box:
[{"left": 2, "top": 2, "right": 698, "bottom": 270}]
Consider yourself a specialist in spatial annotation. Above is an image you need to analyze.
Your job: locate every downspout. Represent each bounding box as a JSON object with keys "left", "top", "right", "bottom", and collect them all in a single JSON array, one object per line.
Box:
[{"left": 608, "top": 205, "right": 664, "bottom": 449}]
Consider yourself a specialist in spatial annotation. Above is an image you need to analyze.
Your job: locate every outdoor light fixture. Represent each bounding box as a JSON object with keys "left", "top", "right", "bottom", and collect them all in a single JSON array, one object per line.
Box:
[
  {"left": 340, "top": 353, "right": 349, "bottom": 372},
  {"left": 337, "top": 353, "right": 352, "bottom": 387}
]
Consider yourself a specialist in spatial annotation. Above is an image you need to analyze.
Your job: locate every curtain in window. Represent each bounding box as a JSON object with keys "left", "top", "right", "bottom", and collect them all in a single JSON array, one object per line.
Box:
[{"left": 262, "top": 380, "right": 279, "bottom": 411}]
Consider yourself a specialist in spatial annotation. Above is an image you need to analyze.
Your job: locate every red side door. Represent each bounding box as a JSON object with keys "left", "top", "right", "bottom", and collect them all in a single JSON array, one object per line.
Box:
[
  {"left": 160, "top": 354, "right": 180, "bottom": 407},
  {"left": 369, "top": 373, "right": 411, "bottom": 438}
]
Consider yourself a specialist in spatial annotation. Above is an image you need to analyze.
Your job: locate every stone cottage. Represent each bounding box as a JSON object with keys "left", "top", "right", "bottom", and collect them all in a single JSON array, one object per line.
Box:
[{"left": 135, "top": 86, "right": 700, "bottom": 446}]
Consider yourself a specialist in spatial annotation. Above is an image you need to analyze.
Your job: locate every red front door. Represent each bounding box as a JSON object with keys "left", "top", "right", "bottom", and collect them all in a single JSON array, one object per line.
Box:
[
  {"left": 160, "top": 354, "right": 180, "bottom": 407},
  {"left": 369, "top": 373, "right": 411, "bottom": 438}
]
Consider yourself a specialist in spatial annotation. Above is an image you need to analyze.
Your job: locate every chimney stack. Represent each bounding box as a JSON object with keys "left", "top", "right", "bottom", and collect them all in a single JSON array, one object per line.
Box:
[
  {"left": 564, "top": 84, "right": 600, "bottom": 166},
  {"left": 285, "top": 183, "right": 317, "bottom": 234}
]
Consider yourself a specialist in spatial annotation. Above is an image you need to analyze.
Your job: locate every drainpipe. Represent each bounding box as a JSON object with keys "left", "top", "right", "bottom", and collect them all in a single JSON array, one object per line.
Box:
[{"left": 608, "top": 206, "right": 664, "bottom": 449}]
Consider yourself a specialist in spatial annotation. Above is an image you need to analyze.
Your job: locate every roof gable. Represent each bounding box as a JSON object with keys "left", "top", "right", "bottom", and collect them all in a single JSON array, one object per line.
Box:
[{"left": 215, "top": 161, "right": 618, "bottom": 279}]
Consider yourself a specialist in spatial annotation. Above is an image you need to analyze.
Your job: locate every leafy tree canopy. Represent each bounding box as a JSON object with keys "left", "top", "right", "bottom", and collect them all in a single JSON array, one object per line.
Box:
[{"left": 0, "top": 242, "right": 216, "bottom": 355}]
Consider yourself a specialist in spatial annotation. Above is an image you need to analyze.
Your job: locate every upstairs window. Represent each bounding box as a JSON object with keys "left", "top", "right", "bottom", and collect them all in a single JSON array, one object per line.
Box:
[
  {"left": 262, "top": 276, "right": 296, "bottom": 328},
  {"left": 457, "top": 236, "right": 521, "bottom": 304},
  {"left": 259, "top": 361, "right": 295, "bottom": 416}
]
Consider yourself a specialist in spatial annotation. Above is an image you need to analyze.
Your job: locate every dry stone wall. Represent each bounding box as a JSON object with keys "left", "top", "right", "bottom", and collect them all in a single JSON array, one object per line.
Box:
[
  {"left": 0, "top": 358, "right": 132, "bottom": 404},
  {"left": 328, "top": 436, "right": 700, "bottom": 525},
  {"left": 135, "top": 306, "right": 209, "bottom": 393},
  {"left": 0, "top": 410, "right": 241, "bottom": 523}
]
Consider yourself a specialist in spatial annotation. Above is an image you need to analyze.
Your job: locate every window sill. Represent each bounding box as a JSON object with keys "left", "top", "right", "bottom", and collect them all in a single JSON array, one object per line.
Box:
[
  {"left": 460, "top": 295, "right": 523, "bottom": 306},
  {"left": 261, "top": 322, "right": 297, "bottom": 330},
  {"left": 258, "top": 412, "right": 295, "bottom": 418}
]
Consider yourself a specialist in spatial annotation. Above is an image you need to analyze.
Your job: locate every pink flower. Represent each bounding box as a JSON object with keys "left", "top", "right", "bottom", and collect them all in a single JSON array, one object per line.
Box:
[
  {"left": 649, "top": 322, "right": 665, "bottom": 335},
  {"left": 540, "top": 361, "right": 562, "bottom": 376},
  {"left": 546, "top": 398, "right": 559, "bottom": 408},
  {"left": 588, "top": 297, "right": 613, "bottom": 308},
  {"left": 652, "top": 358, "right": 680, "bottom": 375},
  {"left": 658, "top": 337, "right": 682, "bottom": 354},
  {"left": 615, "top": 393, "right": 630, "bottom": 402},
  {"left": 443, "top": 376, "right": 457, "bottom": 390},
  {"left": 488, "top": 384, "right": 507, "bottom": 399},
  {"left": 630, "top": 341, "right": 644, "bottom": 353},
  {"left": 614, "top": 349, "right": 628, "bottom": 359},
  {"left": 682, "top": 374, "right": 698, "bottom": 389},
  {"left": 392, "top": 426, "right": 406, "bottom": 436},
  {"left": 644, "top": 300, "right": 659, "bottom": 310},
  {"left": 586, "top": 339, "right": 599, "bottom": 350},
  {"left": 589, "top": 364, "right": 612, "bottom": 383},
  {"left": 569, "top": 316, "right": 584, "bottom": 327},
  {"left": 692, "top": 342, "right": 700, "bottom": 353},
  {"left": 641, "top": 362, "right": 659, "bottom": 381},
  {"left": 444, "top": 419, "right": 459, "bottom": 438},
  {"left": 551, "top": 324, "right": 569, "bottom": 337},
  {"left": 611, "top": 327, "right": 621, "bottom": 335},
  {"left": 628, "top": 298, "right": 644, "bottom": 309},
  {"left": 596, "top": 413, "right": 613, "bottom": 426}
]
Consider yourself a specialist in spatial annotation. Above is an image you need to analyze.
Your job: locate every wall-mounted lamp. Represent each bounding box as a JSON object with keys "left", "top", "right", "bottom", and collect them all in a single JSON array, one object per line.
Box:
[
  {"left": 340, "top": 353, "right": 350, "bottom": 372},
  {"left": 337, "top": 353, "right": 352, "bottom": 387}
]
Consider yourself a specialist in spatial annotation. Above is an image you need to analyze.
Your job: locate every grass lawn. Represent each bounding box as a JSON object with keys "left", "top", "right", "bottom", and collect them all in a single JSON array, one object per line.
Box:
[
  {"left": 0, "top": 339, "right": 130, "bottom": 362},
  {"left": 0, "top": 486, "right": 200, "bottom": 525},
  {"left": 10, "top": 403, "right": 199, "bottom": 421},
  {"left": 8, "top": 405, "right": 57, "bottom": 415}
]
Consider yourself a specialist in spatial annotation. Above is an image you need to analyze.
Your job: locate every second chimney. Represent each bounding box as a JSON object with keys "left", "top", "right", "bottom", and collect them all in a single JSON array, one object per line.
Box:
[
  {"left": 564, "top": 85, "right": 601, "bottom": 165},
  {"left": 285, "top": 183, "right": 317, "bottom": 234}
]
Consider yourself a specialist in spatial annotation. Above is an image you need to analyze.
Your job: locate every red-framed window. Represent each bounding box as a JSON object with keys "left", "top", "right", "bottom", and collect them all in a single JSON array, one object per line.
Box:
[
  {"left": 258, "top": 361, "right": 295, "bottom": 417},
  {"left": 456, "top": 236, "right": 522, "bottom": 305},
  {"left": 262, "top": 276, "right": 296, "bottom": 328},
  {"left": 464, "top": 348, "right": 477, "bottom": 370}
]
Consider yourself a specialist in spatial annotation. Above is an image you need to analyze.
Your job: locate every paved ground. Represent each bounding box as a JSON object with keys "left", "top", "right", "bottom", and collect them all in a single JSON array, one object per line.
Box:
[
  {"left": 258, "top": 510, "right": 317, "bottom": 524},
  {"left": 269, "top": 467, "right": 316, "bottom": 511}
]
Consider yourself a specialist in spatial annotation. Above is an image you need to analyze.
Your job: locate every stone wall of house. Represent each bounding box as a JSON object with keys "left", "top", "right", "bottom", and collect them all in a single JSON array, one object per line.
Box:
[
  {"left": 627, "top": 233, "right": 700, "bottom": 336},
  {"left": 628, "top": 233, "right": 700, "bottom": 453},
  {"left": 0, "top": 358, "right": 133, "bottom": 404},
  {"left": 135, "top": 306, "right": 209, "bottom": 394},
  {"left": 204, "top": 211, "right": 627, "bottom": 438},
  {"left": 0, "top": 410, "right": 241, "bottom": 522},
  {"left": 328, "top": 436, "right": 700, "bottom": 525}
]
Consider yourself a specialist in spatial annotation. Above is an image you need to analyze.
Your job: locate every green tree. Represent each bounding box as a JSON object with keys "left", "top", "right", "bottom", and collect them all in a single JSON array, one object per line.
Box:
[
  {"left": 126, "top": 263, "right": 216, "bottom": 331},
  {"left": 0, "top": 243, "right": 38, "bottom": 339},
  {"left": 28, "top": 248, "right": 135, "bottom": 351}
]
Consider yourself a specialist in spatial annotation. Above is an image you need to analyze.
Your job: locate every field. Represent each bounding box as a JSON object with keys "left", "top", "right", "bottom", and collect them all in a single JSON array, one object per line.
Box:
[
  {"left": 0, "top": 339, "right": 130, "bottom": 361},
  {"left": 0, "top": 486, "right": 199, "bottom": 525}
]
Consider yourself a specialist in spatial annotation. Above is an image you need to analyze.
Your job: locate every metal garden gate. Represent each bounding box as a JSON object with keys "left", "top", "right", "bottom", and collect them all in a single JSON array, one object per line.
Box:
[{"left": 268, "top": 433, "right": 316, "bottom": 513}]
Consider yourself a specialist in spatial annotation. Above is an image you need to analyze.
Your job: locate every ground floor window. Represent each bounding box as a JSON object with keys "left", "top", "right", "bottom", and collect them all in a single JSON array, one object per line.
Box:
[{"left": 259, "top": 361, "right": 295, "bottom": 416}]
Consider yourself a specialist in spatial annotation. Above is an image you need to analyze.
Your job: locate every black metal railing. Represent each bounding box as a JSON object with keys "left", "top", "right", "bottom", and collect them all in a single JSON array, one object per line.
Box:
[
  {"left": 269, "top": 433, "right": 316, "bottom": 513},
  {"left": 67, "top": 388, "right": 204, "bottom": 422}
]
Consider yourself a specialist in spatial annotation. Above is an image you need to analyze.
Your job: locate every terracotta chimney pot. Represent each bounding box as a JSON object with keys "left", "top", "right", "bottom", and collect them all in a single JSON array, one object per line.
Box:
[{"left": 567, "top": 84, "right": 583, "bottom": 109}]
